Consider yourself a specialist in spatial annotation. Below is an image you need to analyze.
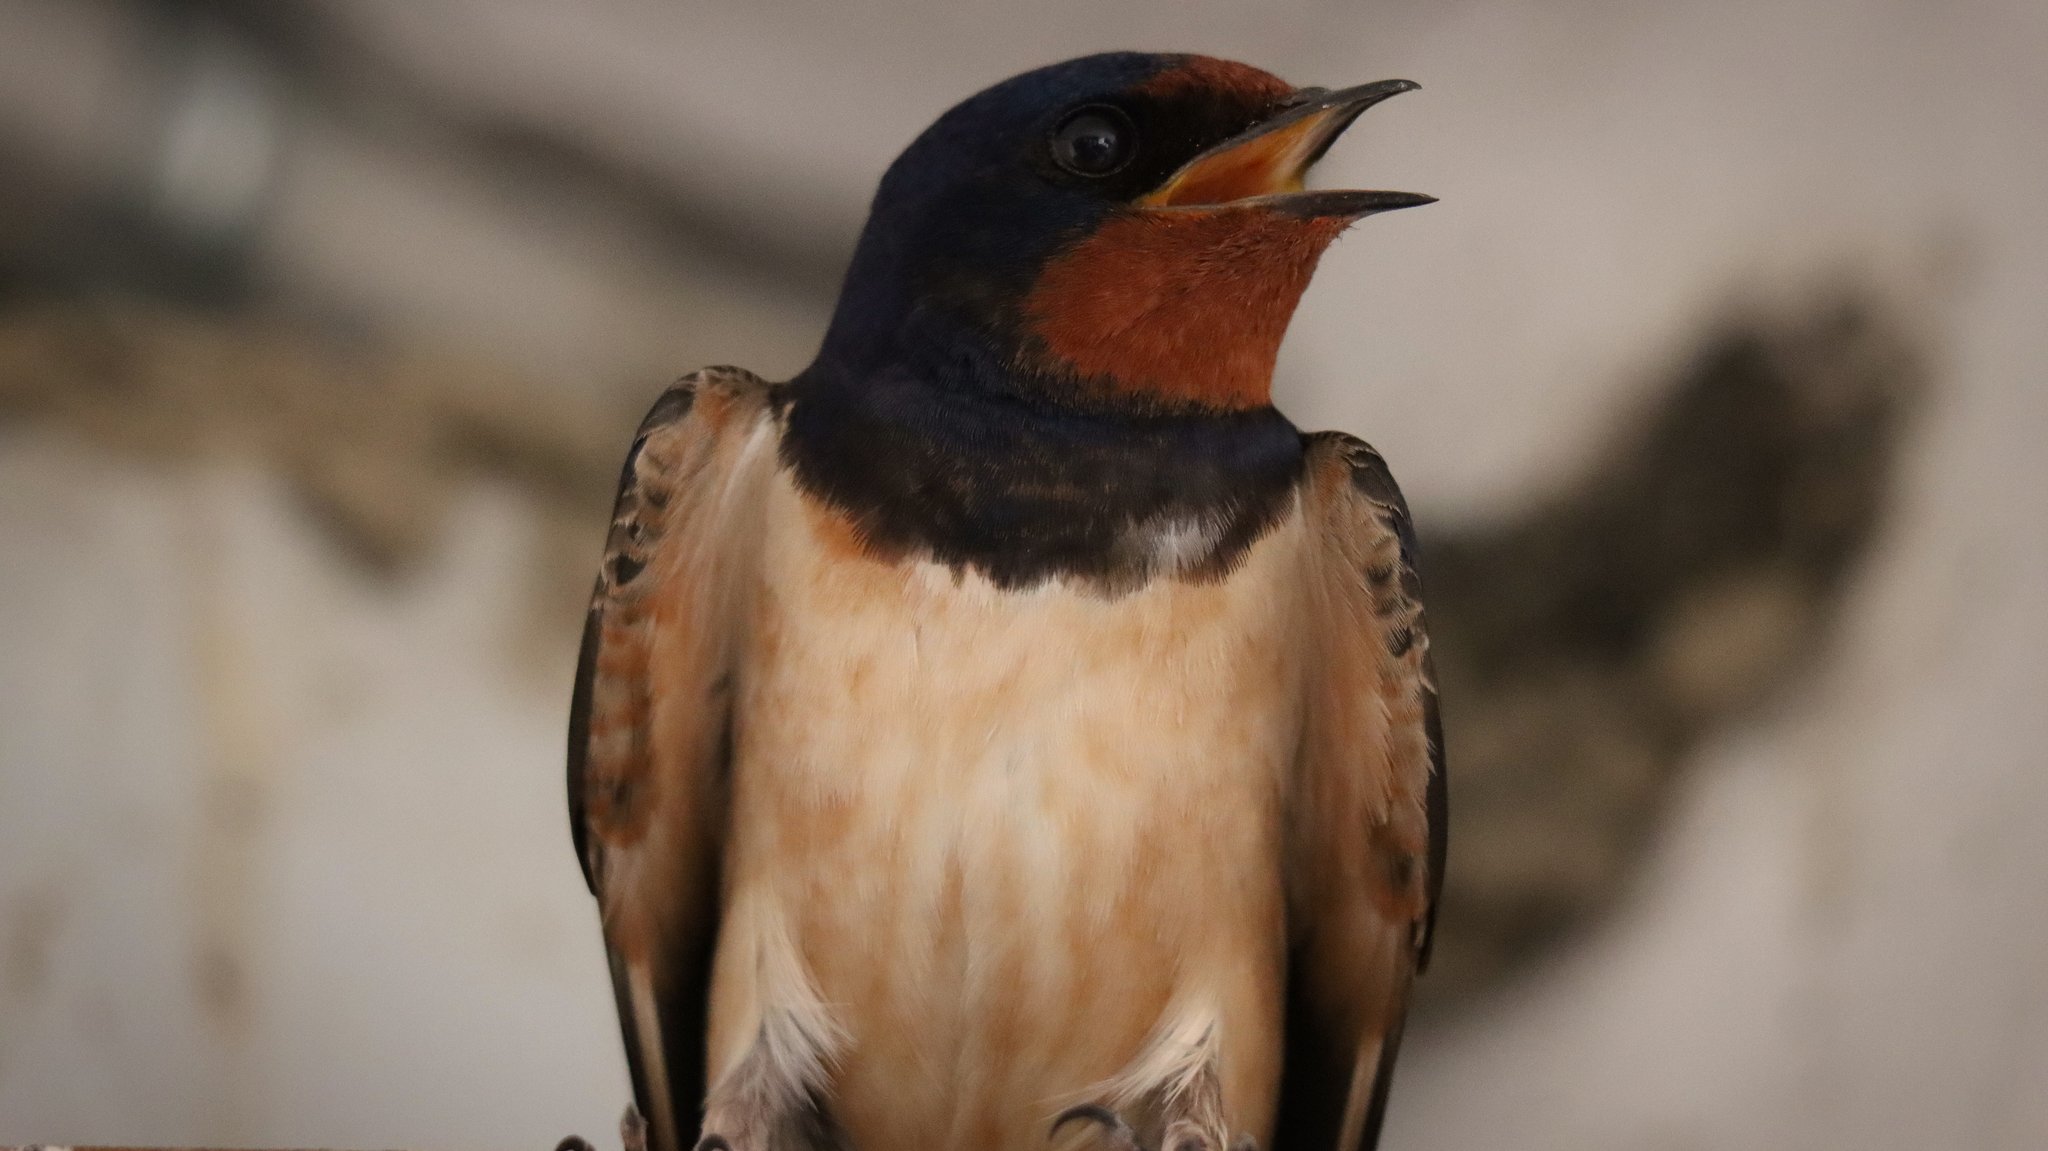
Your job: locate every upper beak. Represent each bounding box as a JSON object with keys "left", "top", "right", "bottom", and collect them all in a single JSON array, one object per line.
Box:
[{"left": 1138, "top": 79, "right": 1433, "bottom": 218}]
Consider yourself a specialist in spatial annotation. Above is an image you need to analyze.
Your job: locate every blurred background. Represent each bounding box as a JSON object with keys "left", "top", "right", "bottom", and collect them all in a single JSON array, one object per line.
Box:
[{"left": 1, "top": 1, "right": 2043, "bottom": 1148}]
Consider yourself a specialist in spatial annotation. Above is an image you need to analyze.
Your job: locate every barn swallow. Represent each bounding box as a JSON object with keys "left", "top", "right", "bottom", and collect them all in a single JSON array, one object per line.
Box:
[{"left": 569, "top": 51, "right": 1444, "bottom": 1151}]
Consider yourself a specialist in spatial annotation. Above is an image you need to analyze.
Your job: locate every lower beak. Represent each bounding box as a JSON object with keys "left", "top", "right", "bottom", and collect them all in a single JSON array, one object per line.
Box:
[{"left": 1137, "top": 79, "right": 1433, "bottom": 218}]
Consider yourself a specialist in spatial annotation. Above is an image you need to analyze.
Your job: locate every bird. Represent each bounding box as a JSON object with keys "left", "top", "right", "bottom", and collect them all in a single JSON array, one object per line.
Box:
[{"left": 567, "top": 51, "right": 1444, "bottom": 1151}]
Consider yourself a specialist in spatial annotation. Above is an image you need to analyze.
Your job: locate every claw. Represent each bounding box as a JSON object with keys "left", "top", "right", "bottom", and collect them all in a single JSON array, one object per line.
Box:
[{"left": 1051, "top": 1103, "right": 1141, "bottom": 1151}]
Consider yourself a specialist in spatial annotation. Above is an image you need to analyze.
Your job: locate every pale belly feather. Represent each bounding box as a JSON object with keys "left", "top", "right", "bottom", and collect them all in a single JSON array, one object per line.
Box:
[{"left": 711, "top": 469, "right": 1311, "bottom": 1151}]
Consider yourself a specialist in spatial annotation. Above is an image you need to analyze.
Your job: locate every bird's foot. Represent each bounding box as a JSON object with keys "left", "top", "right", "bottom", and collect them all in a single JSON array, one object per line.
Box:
[
  {"left": 694, "top": 1098, "right": 777, "bottom": 1151},
  {"left": 689, "top": 1021, "right": 853, "bottom": 1151},
  {"left": 1049, "top": 1103, "right": 1258, "bottom": 1151}
]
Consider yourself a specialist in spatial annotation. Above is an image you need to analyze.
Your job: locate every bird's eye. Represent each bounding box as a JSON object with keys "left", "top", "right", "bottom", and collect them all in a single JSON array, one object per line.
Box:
[{"left": 1050, "top": 106, "right": 1137, "bottom": 178}]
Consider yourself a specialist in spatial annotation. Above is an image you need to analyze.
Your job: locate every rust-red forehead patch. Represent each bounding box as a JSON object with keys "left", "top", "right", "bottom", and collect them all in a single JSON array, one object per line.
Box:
[
  {"left": 1021, "top": 207, "right": 1349, "bottom": 412},
  {"left": 1138, "top": 55, "right": 1294, "bottom": 104}
]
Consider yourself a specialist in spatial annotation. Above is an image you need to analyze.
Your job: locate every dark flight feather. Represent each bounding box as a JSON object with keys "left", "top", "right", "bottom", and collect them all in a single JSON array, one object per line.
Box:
[{"left": 1275, "top": 432, "right": 1445, "bottom": 1151}]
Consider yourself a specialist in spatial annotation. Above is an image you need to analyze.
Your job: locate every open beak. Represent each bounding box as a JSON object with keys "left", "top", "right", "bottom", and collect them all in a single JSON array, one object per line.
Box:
[{"left": 1138, "top": 79, "right": 1433, "bottom": 218}]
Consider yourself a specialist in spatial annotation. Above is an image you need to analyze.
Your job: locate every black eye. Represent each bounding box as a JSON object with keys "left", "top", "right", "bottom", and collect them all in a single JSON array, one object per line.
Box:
[{"left": 1050, "top": 105, "right": 1137, "bottom": 178}]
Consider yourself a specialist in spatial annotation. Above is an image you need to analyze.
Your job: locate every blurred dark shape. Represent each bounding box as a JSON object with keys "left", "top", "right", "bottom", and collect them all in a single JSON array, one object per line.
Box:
[
  {"left": 0, "top": 284, "right": 1924, "bottom": 1005},
  {"left": 0, "top": 5, "right": 286, "bottom": 306},
  {"left": 1419, "top": 290, "right": 1924, "bottom": 999},
  {"left": 0, "top": 1, "right": 844, "bottom": 329},
  {"left": 0, "top": 303, "right": 622, "bottom": 573}
]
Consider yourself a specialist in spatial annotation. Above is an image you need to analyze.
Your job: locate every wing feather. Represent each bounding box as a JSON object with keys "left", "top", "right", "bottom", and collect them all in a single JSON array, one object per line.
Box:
[
  {"left": 1275, "top": 431, "right": 1446, "bottom": 1151},
  {"left": 567, "top": 367, "right": 779, "bottom": 1151}
]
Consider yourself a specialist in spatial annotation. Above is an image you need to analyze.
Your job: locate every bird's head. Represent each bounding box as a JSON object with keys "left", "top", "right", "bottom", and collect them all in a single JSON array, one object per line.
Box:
[{"left": 808, "top": 51, "right": 1429, "bottom": 415}]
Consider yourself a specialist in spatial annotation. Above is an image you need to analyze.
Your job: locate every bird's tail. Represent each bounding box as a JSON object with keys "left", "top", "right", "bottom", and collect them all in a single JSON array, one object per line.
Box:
[{"left": 610, "top": 949, "right": 685, "bottom": 1151}]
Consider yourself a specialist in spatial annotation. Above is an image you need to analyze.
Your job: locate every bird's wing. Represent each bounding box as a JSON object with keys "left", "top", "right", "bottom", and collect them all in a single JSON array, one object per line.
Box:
[
  {"left": 568, "top": 367, "right": 781, "bottom": 1151},
  {"left": 1274, "top": 431, "right": 1447, "bottom": 1151}
]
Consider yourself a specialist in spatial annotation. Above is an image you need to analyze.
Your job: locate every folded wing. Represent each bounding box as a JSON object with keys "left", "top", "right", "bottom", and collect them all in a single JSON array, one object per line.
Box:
[
  {"left": 1275, "top": 432, "right": 1447, "bottom": 1151},
  {"left": 568, "top": 368, "right": 780, "bottom": 1151}
]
